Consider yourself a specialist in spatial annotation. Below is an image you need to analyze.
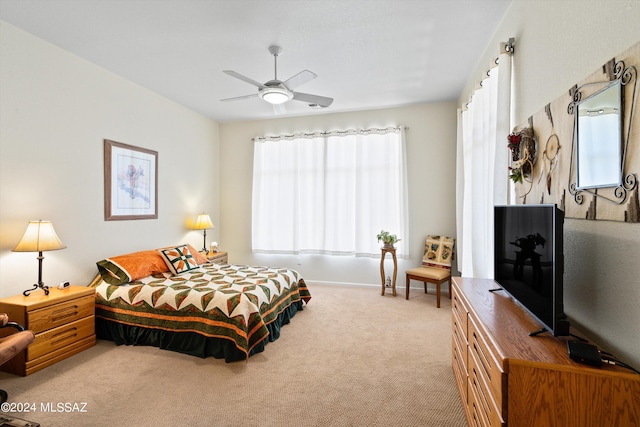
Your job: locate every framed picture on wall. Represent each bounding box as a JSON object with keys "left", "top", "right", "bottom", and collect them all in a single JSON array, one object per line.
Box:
[{"left": 104, "top": 139, "right": 158, "bottom": 220}]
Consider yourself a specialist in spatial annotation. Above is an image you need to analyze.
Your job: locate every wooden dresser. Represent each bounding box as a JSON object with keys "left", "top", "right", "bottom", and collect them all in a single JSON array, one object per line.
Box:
[
  {"left": 451, "top": 277, "right": 640, "bottom": 427},
  {"left": 0, "top": 285, "right": 96, "bottom": 376}
]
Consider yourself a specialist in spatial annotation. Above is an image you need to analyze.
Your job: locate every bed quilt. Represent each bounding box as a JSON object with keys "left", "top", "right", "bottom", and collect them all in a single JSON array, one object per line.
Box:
[{"left": 93, "top": 263, "right": 311, "bottom": 358}]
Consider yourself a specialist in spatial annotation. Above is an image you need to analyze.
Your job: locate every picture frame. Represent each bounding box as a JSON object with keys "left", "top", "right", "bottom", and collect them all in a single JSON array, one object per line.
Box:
[{"left": 104, "top": 139, "right": 158, "bottom": 220}]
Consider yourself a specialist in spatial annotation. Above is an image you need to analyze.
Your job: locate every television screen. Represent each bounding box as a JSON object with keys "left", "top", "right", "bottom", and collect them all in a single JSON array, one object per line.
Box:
[{"left": 494, "top": 204, "right": 569, "bottom": 336}]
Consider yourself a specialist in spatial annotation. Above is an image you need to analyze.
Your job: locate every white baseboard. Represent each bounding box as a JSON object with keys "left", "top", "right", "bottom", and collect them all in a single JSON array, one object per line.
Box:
[
  {"left": 306, "top": 280, "right": 378, "bottom": 288},
  {"left": 306, "top": 280, "right": 432, "bottom": 291}
]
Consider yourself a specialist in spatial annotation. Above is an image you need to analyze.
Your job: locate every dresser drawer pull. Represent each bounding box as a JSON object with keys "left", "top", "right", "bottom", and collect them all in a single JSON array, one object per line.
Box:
[
  {"left": 51, "top": 306, "right": 79, "bottom": 323},
  {"left": 472, "top": 368, "right": 492, "bottom": 421},
  {"left": 471, "top": 402, "right": 482, "bottom": 427},
  {"left": 453, "top": 326, "right": 460, "bottom": 346},
  {"left": 50, "top": 327, "right": 78, "bottom": 346},
  {"left": 453, "top": 297, "right": 461, "bottom": 314},
  {"left": 472, "top": 335, "right": 493, "bottom": 381}
]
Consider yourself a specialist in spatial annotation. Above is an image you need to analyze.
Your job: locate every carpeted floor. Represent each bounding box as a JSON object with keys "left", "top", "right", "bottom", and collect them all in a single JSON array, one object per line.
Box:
[{"left": 0, "top": 283, "right": 466, "bottom": 426}]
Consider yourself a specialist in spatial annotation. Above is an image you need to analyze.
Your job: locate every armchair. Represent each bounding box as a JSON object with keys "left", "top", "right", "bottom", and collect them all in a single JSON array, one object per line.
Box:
[{"left": 0, "top": 313, "right": 35, "bottom": 403}]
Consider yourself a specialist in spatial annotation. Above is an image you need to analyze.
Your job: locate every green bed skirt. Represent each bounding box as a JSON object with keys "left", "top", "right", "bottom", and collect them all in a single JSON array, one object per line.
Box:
[{"left": 95, "top": 300, "right": 304, "bottom": 363}]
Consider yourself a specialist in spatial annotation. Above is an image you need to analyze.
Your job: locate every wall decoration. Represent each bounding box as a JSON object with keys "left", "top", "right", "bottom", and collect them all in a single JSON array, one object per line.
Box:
[
  {"left": 104, "top": 139, "right": 158, "bottom": 220},
  {"left": 512, "top": 41, "right": 639, "bottom": 222},
  {"left": 508, "top": 126, "right": 537, "bottom": 197}
]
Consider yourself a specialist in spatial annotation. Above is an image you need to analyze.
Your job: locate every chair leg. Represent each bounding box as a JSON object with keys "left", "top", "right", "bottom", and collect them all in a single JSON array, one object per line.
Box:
[
  {"left": 1, "top": 389, "right": 7, "bottom": 404},
  {"left": 405, "top": 275, "right": 410, "bottom": 300},
  {"left": 436, "top": 283, "right": 441, "bottom": 308},
  {"left": 423, "top": 281, "right": 428, "bottom": 294}
]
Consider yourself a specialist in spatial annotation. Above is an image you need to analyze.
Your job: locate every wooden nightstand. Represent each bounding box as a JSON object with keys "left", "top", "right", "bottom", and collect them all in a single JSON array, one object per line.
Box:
[
  {"left": 206, "top": 251, "right": 228, "bottom": 264},
  {"left": 0, "top": 286, "right": 96, "bottom": 376}
]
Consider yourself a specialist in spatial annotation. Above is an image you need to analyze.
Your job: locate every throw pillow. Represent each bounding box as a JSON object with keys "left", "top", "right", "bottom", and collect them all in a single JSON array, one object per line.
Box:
[{"left": 158, "top": 245, "right": 199, "bottom": 275}]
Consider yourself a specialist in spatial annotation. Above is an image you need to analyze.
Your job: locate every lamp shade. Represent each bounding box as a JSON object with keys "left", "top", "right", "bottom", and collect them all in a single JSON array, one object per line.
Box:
[
  {"left": 192, "top": 214, "right": 214, "bottom": 230},
  {"left": 13, "top": 220, "right": 66, "bottom": 252}
]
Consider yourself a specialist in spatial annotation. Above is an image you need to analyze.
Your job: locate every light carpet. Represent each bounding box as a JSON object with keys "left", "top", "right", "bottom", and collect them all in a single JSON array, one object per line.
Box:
[{"left": 0, "top": 283, "right": 466, "bottom": 427}]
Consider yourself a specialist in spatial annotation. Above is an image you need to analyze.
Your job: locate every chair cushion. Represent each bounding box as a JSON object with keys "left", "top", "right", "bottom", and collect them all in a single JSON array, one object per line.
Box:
[{"left": 406, "top": 266, "right": 451, "bottom": 281}]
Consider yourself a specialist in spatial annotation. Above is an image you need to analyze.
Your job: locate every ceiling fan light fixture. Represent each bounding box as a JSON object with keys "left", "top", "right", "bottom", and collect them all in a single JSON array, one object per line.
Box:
[{"left": 260, "top": 87, "right": 292, "bottom": 104}]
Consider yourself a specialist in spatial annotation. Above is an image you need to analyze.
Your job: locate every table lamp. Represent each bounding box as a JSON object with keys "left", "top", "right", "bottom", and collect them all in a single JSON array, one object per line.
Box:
[
  {"left": 13, "top": 220, "right": 66, "bottom": 296},
  {"left": 192, "top": 213, "right": 214, "bottom": 252}
]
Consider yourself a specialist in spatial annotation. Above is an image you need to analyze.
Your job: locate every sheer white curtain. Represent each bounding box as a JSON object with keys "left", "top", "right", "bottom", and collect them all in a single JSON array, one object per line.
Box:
[
  {"left": 456, "top": 53, "right": 512, "bottom": 278},
  {"left": 252, "top": 127, "right": 409, "bottom": 257}
]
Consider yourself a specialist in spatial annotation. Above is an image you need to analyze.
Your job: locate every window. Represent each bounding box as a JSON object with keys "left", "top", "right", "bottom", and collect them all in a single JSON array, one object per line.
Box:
[{"left": 252, "top": 127, "right": 409, "bottom": 257}]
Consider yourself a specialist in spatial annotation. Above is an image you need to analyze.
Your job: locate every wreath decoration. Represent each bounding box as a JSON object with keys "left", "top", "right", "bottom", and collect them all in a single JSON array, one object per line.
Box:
[{"left": 507, "top": 127, "right": 537, "bottom": 196}]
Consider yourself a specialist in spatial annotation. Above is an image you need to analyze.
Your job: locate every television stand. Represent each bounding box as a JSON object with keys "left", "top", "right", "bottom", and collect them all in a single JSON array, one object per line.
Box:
[{"left": 451, "top": 277, "right": 640, "bottom": 427}]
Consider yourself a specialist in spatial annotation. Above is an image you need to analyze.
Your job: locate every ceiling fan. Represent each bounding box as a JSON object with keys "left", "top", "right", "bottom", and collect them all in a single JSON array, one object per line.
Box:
[{"left": 220, "top": 45, "right": 333, "bottom": 108}]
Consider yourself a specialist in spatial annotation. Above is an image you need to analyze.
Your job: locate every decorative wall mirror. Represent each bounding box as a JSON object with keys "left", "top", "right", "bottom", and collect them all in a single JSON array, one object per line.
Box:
[
  {"left": 568, "top": 60, "right": 637, "bottom": 205},
  {"left": 576, "top": 80, "right": 622, "bottom": 189}
]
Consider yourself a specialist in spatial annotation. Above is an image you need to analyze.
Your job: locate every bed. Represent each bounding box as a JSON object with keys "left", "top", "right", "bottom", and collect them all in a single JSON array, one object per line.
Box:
[{"left": 90, "top": 244, "right": 311, "bottom": 362}]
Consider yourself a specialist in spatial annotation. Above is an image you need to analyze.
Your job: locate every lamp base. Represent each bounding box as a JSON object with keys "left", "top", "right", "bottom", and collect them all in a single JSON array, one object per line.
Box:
[
  {"left": 202, "top": 229, "right": 208, "bottom": 254},
  {"left": 23, "top": 283, "right": 50, "bottom": 297}
]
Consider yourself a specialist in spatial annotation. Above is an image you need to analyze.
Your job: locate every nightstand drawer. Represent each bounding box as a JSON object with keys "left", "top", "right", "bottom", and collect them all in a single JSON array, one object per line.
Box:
[
  {"left": 27, "top": 295, "right": 95, "bottom": 334},
  {"left": 207, "top": 251, "right": 228, "bottom": 264},
  {"left": 27, "top": 316, "right": 95, "bottom": 361}
]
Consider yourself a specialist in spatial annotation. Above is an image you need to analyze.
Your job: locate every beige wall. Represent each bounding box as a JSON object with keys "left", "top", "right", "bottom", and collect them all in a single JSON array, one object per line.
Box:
[
  {"left": 219, "top": 103, "right": 458, "bottom": 286},
  {"left": 460, "top": 1, "right": 640, "bottom": 367},
  {"left": 0, "top": 22, "right": 220, "bottom": 298}
]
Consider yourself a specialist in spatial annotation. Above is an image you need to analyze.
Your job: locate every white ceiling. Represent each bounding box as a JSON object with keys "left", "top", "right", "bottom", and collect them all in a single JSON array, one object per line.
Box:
[{"left": 0, "top": 0, "right": 512, "bottom": 122}]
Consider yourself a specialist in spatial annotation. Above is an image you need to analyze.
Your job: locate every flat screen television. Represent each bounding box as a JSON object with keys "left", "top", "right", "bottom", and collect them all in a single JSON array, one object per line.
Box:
[{"left": 494, "top": 204, "right": 570, "bottom": 336}]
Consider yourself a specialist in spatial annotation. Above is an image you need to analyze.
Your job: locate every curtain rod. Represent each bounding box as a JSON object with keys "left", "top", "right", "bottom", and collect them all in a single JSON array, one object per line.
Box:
[
  {"left": 463, "top": 37, "right": 515, "bottom": 110},
  {"left": 253, "top": 126, "right": 409, "bottom": 142}
]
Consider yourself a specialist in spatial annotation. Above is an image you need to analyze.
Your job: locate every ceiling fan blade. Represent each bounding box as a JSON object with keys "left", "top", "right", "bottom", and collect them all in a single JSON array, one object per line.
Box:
[
  {"left": 283, "top": 70, "right": 317, "bottom": 90},
  {"left": 292, "top": 91, "right": 334, "bottom": 107},
  {"left": 220, "top": 93, "right": 258, "bottom": 102},
  {"left": 223, "top": 70, "right": 265, "bottom": 88}
]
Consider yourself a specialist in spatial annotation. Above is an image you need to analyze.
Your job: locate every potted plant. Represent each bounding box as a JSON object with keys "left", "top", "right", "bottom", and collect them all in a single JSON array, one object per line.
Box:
[{"left": 377, "top": 230, "right": 401, "bottom": 249}]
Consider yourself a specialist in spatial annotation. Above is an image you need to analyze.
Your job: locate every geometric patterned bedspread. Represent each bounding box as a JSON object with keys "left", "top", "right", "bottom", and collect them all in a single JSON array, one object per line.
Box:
[{"left": 92, "top": 263, "right": 311, "bottom": 359}]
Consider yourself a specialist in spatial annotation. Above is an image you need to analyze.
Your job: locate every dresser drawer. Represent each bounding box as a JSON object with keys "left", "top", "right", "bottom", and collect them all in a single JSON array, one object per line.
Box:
[
  {"left": 27, "top": 295, "right": 95, "bottom": 334},
  {"left": 452, "top": 286, "right": 468, "bottom": 335},
  {"left": 452, "top": 338, "right": 468, "bottom": 405},
  {"left": 469, "top": 346, "right": 504, "bottom": 427},
  {"left": 469, "top": 392, "right": 485, "bottom": 427},
  {"left": 27, "top": 316, "right": 95, "bottom": 361},
  {"left": 452, "top": 309, "right": 468, "bottom": 372},
  {"left": 468, "top": 314, "right": 504, "bottom": 407},
  {"left": 469, "top": 368, "right": 505, "bottom": 427}
]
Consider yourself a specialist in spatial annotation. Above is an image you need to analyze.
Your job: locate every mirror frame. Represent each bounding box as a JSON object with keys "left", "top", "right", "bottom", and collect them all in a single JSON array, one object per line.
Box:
[{"left": 568, "top": 60, "right": 637, "bottom": 205}]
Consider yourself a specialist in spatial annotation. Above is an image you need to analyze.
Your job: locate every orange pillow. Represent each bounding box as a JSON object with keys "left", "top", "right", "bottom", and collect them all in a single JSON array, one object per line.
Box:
[
  {"left": 96, "top": 244, "right": 210, "bottom": 285},
  {"left": 97, "top": 250, "right": 169, "bottom": 285}
]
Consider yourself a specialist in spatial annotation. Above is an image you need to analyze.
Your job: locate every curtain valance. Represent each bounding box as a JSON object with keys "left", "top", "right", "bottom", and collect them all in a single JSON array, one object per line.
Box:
[{"left": 253, "top": 126, "right": 407, "bottom": 143}]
